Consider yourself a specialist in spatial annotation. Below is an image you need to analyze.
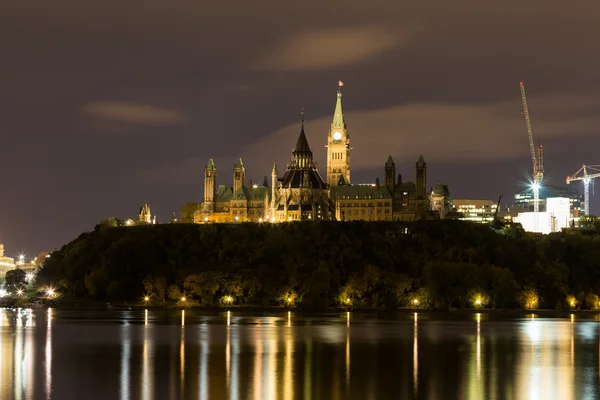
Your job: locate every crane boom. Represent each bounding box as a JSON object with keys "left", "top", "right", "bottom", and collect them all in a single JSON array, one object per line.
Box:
[{"left": 520, "top": 82, "right": 538, "bottom": 179}]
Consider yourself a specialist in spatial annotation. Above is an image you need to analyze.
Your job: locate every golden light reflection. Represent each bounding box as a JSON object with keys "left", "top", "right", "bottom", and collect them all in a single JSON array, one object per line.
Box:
[
  {"left": 413, "top": 312, "right": 418, "bottom": 396},
  {"left": 144, "top": 309, "right": 148, "bottom": 326},
  {"left": 284, "top": 334, "right": 294, "bottom": 400},
  {"left": 346, "top": 312, "right": 350, "bottom": 327},
  {"left": 253, "top": 338, "right": 263, "bottom": 400},
  {"left": 181, "top": 310, "right": 185, "bottom": 327},
  {"left": 229, "top": 325, "right": 239, "bottom": 400},
  {"left": 15, "top": 310, "right": 23, "bottom": 400},
  {"left": 0, "top": 309, "right": 3, "bottom": 394},
  {"left": 267, "top": 339, "right": 277, "bottom": 400},
  {"left": 477, "top": 313, "right": 481, "bottom": 379},
  {"left": 46, "top": 308, "right": 52, "bottom": 399},
  {"left": 345, "top": 329, "right": 350, "bottom": 390},
  {"left": 24, "top": 311, "right": 34, "bottom": 400},
  {"left": 287, "top": 311, "right": 291, "bottom": 327},
  {"left": 227, "top": 311, "right": 231, "bottom": 327},
  {"left": 180, "top": 325, "right": 185, "bottom": 398}
]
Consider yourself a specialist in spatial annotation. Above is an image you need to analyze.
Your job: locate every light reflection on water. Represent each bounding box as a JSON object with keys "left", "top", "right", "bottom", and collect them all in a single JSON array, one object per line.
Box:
[{"left": 0, "top": 309, "right": 599, "bottom": 399}]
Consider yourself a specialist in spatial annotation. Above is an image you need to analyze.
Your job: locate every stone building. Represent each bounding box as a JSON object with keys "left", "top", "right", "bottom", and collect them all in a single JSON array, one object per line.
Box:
[
  {"left": 0, "top": 244, "right": 15, "bottom": 278},
  {"left": 195, "top": 84, "right": 429, "bottom": 223},
  {"left": 271, "top": 118, "right": 334, "bottom": 221},
  {"left": 195, "top": 158, "right": 270, "bottom": 223},
  {"left": 430, "top": 183, "right": 452, "bottom": 218},
  {"left": 332, "top": 155, "right": 428, "bottom": 221}
]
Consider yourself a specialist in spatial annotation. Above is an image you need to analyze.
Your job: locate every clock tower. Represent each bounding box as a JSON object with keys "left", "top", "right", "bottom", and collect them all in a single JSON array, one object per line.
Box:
[{"left": 327, "top": 83, "right": 350, "bottom": 186}]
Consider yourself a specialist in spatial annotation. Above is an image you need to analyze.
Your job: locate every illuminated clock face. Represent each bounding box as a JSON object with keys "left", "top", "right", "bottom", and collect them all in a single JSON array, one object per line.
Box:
[{"left": 333, "top": 131, "right": 342, "bottom": 141}]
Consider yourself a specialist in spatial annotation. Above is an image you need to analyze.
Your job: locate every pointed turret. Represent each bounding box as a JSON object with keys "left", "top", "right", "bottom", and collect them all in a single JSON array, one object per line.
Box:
[
  {"left": 332, "top": 87, "right": 345, "bottom": 130},
  {"left": 291, "top": 111, "right": 313, "bottom": 169},
  {"left": 386, "top": 155, "right": 395, "bottom": 168},
  {"left": 233, "top": 158, "right": 245, "bottom": 194},
  {"left": 385, "top": 156, "right": 396, "bottom": 195},
  {"left": 272, "top": 160, "right": 278, "bottom": 177},
  {"left": 416, "top": 155, "right": 427, "bottom": 211},
  {"left": 204, "top": 159, "right": 217, "bottom": 211}
]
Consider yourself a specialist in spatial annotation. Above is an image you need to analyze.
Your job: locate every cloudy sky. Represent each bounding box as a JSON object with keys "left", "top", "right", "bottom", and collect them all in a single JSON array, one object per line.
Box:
[{"left": 1, "top": 1, "right": 600, "bottom": 255}]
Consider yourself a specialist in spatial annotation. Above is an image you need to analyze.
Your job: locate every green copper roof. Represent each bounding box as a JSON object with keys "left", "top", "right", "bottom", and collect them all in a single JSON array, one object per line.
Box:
[
  {"left": 417, "top": 155, "right": 425, "bottom": 166},
  {"left": 207, "top": 158, "right": 215, "bottom": 170},
  {"left": 234, "top": 158, "right": 244, "bottom": 169},
  {"left": 332, "top": 90, "right": 345, "bottom": 130}
]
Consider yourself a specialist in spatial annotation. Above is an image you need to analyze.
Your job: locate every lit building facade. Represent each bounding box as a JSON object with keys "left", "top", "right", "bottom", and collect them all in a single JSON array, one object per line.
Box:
[
  {"left": 452, "top": 199, "right": 498, "bottom": 223},
  {"left": 195, "top": 85, "right": 428, "bottom": 223},
  {"left": 515, "top": 197, "right": 573, "bottom": 234},
  {"left": 0, "top": 244, "right": 15, "bottom": 277},
  {"left": 514, "top": 184, "right": 583, "bottom": 218},
  {"left": 430, "top": 183, "right": 452, "bottom": 219}
]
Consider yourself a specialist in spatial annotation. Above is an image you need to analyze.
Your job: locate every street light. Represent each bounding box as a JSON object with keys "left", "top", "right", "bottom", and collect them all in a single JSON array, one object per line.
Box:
[
  {"left": 144, "top": 296, "right": 150, "bottom": 302},
  {"left": 47, "top": 288, "right": 55, "bottom": 298},
  {"left": 181, "top": 297, "right": 186, "bottom": 302},
  {"left": 412, "top": 298, "right": 419, "bottom": 306},
  {"left": 17, "top": 289, "right": 23, "bottom": 296}
]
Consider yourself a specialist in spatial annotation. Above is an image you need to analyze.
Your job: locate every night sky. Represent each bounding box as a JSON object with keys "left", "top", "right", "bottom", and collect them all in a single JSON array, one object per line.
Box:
[{"left": 2, "top": 2, "right": 600, "bottom": 255}]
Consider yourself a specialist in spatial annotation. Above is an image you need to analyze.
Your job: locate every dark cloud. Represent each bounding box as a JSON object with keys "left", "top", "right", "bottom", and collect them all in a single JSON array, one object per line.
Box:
[
  {"left": 1, "top": 0, "right": 599, "bottom": 255},
  {"left": 82, "top": 101, "right": 186, "bottom": 125}
]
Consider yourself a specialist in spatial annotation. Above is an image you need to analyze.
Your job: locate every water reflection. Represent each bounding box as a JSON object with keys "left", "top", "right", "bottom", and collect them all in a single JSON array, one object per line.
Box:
[
  {"left": 46, "top": 308, "right": 52, "bottom": 400},
  {"left": 142, "top": 314, "right": 153, "bottom": 400},
  {"left": 0, "top": 310, "right": 599, "bottom": 399},
  {"left": 413, "top": 312, "right": 418, "bottom": 396},
  {"left": 120, "top": 323, "right": 130, "bottom": 400}
]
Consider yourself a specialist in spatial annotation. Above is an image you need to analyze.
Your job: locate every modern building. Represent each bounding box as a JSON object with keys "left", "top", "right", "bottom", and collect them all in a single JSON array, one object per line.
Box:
[
  {"left": 0, "top": 244, "right": 15, "bottom": 277},
  {"left": 515, "top": 197, "right": 572, "bottom": 234},
  {"left": 514, "top": 184, "right": 584, "bottom": 218},
  {"left": 195, "top": 84, "right": 429, "bottom": 223},
  {"left": 452, "top": 199, "right": 498, "bottom": 223}
]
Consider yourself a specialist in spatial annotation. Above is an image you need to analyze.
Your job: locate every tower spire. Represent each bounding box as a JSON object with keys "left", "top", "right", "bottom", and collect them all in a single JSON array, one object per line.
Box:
[
  {"left": 332, "top": 81, "right": 345, "bottom": 130},
  {"left": 301, "top": 108, "right": 304, "bottom": 127}
]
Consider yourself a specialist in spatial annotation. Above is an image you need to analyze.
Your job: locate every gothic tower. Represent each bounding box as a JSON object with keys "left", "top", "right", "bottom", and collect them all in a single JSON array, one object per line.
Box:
[
  {"left": 416, "top": 155, "right": 427, "bottom": 211},
  {"left": 204, "top": 159, "right": 216, "bottom": 211},
  {"left": 385, "top": 156, "right": 396, "bottom": 195},
  {"left": 233, "top": 158, "right": 245, "bottom": 194},
  {"left": 326, "top": 84, "right": 350, "bottom": 186},
  {"left": 271, "top": 160, "right": 278, "bottom": 216}
]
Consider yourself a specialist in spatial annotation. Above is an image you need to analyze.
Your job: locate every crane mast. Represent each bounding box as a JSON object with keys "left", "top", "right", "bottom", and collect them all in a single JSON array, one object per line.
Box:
[
  {"left": 566, "top": 165, "right": 600, "bottom": 216},
  {"left": 520, "top": 82, "right": 543, "bottom": 230}
]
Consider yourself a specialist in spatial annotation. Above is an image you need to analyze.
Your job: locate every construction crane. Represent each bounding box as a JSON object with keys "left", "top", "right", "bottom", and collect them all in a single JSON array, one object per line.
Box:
[
  {"left": 520, "top": 82, "right": 544, "bottom": 229},
  {"left": 566, "top": 165, "right": 600, "bottom": 215}
]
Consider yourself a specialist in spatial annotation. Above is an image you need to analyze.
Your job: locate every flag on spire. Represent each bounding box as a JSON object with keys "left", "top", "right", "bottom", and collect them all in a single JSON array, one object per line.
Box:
[{"left": 338, "top": 80, "right": 344, "bottom": 87}]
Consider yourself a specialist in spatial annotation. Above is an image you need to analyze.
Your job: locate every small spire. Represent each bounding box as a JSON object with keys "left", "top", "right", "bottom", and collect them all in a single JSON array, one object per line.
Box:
[{"left": 301, "top": 108, "right": 305, "bottom": 127}]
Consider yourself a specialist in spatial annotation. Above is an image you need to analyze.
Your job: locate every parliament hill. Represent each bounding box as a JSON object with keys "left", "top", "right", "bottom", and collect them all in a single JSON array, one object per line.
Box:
[{"left": 194, "top": 85, "right": 429, "bottom": 224}]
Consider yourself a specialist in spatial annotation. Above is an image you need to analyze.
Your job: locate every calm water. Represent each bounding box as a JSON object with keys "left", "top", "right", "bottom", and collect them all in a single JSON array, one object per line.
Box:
[{"left": 1, "top": 309, "right": 599, "bottom": 400}]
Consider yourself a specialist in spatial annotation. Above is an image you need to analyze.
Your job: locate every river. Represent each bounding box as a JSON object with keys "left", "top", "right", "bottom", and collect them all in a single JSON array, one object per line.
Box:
[{"left": 0, "top": 309, "right": 598, "bottom": 399}]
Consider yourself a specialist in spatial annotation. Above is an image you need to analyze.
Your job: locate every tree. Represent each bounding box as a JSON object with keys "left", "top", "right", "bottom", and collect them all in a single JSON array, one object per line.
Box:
[
  {"left": 180, "top": 202, "right": 201, "bottom": 223},
  {"left": 5, "top": 269, "right": 27, "bottom": 292}
]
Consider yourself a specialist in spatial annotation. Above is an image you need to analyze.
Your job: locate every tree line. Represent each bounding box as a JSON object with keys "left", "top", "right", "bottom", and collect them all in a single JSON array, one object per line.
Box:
[{"left": 35, "top": 219, "right": 600, "bottom": 310}]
